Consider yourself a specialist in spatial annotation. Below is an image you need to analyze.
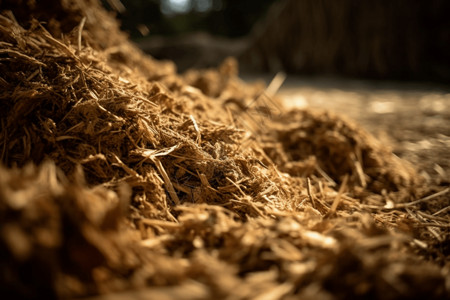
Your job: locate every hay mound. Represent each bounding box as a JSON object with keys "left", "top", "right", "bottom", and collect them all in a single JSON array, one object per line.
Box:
[
  {"left": 0, "top": 1, "right": 448, "bottom": 299},
  {"left": 265, "top": 109, "right": 420, "bottom": 192}
]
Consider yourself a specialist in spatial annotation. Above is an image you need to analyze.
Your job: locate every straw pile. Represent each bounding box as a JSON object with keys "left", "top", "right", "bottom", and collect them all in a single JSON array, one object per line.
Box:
[{"left": 0, "top": 1, "right": 448, "bottom": 299}]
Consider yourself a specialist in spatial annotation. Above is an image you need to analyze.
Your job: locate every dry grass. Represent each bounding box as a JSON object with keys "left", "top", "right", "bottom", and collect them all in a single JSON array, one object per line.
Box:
[{"left": 0, "top": 1, "right": 448, "bottom": 299}]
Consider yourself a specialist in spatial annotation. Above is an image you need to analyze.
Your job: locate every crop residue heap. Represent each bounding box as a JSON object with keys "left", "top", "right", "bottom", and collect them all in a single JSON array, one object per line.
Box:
[{"left": 0, "top": 1, "right": 448, "bottom": 299}]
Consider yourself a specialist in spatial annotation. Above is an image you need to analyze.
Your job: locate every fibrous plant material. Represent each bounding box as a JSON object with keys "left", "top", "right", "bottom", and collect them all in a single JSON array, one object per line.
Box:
[
  {"left": 243, "top": 0, "right": 450, "bottom": 81},
  {"left": 0, "top": 1, "right": 448, "bottom": 299}
]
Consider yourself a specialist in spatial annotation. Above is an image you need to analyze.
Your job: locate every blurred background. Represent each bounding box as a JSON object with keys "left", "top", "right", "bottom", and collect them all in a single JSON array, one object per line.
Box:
[{"left": 103, "top": 0, "right": 450, "bottom": 82}]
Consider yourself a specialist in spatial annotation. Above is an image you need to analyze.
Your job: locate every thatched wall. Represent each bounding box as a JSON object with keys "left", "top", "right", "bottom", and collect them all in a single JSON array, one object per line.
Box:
[{"left": 243, "top": 0, "right": 450, "bottom": 80}]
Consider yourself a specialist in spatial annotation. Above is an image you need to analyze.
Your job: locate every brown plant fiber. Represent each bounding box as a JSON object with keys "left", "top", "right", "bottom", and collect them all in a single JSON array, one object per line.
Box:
[{"left": 0, "top": 1, "right": 448, "bottom": 299}]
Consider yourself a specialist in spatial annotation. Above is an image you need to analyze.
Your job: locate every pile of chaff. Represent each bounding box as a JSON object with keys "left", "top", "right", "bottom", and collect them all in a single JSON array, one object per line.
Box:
[{"left": 0, "top": 1, "right": 448, "bottom": 299}]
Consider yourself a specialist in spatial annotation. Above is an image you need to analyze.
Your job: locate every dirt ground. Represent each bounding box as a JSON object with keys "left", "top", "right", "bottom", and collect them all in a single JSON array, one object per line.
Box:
[{"left": 247, "top": 74, "right": 450, "bottom": 185}]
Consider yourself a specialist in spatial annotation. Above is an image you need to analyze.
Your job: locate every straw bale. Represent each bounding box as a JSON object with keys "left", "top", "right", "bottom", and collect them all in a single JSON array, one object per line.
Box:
[{"left": 0, "top": 1, "right": 448, "bottom": 299}]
